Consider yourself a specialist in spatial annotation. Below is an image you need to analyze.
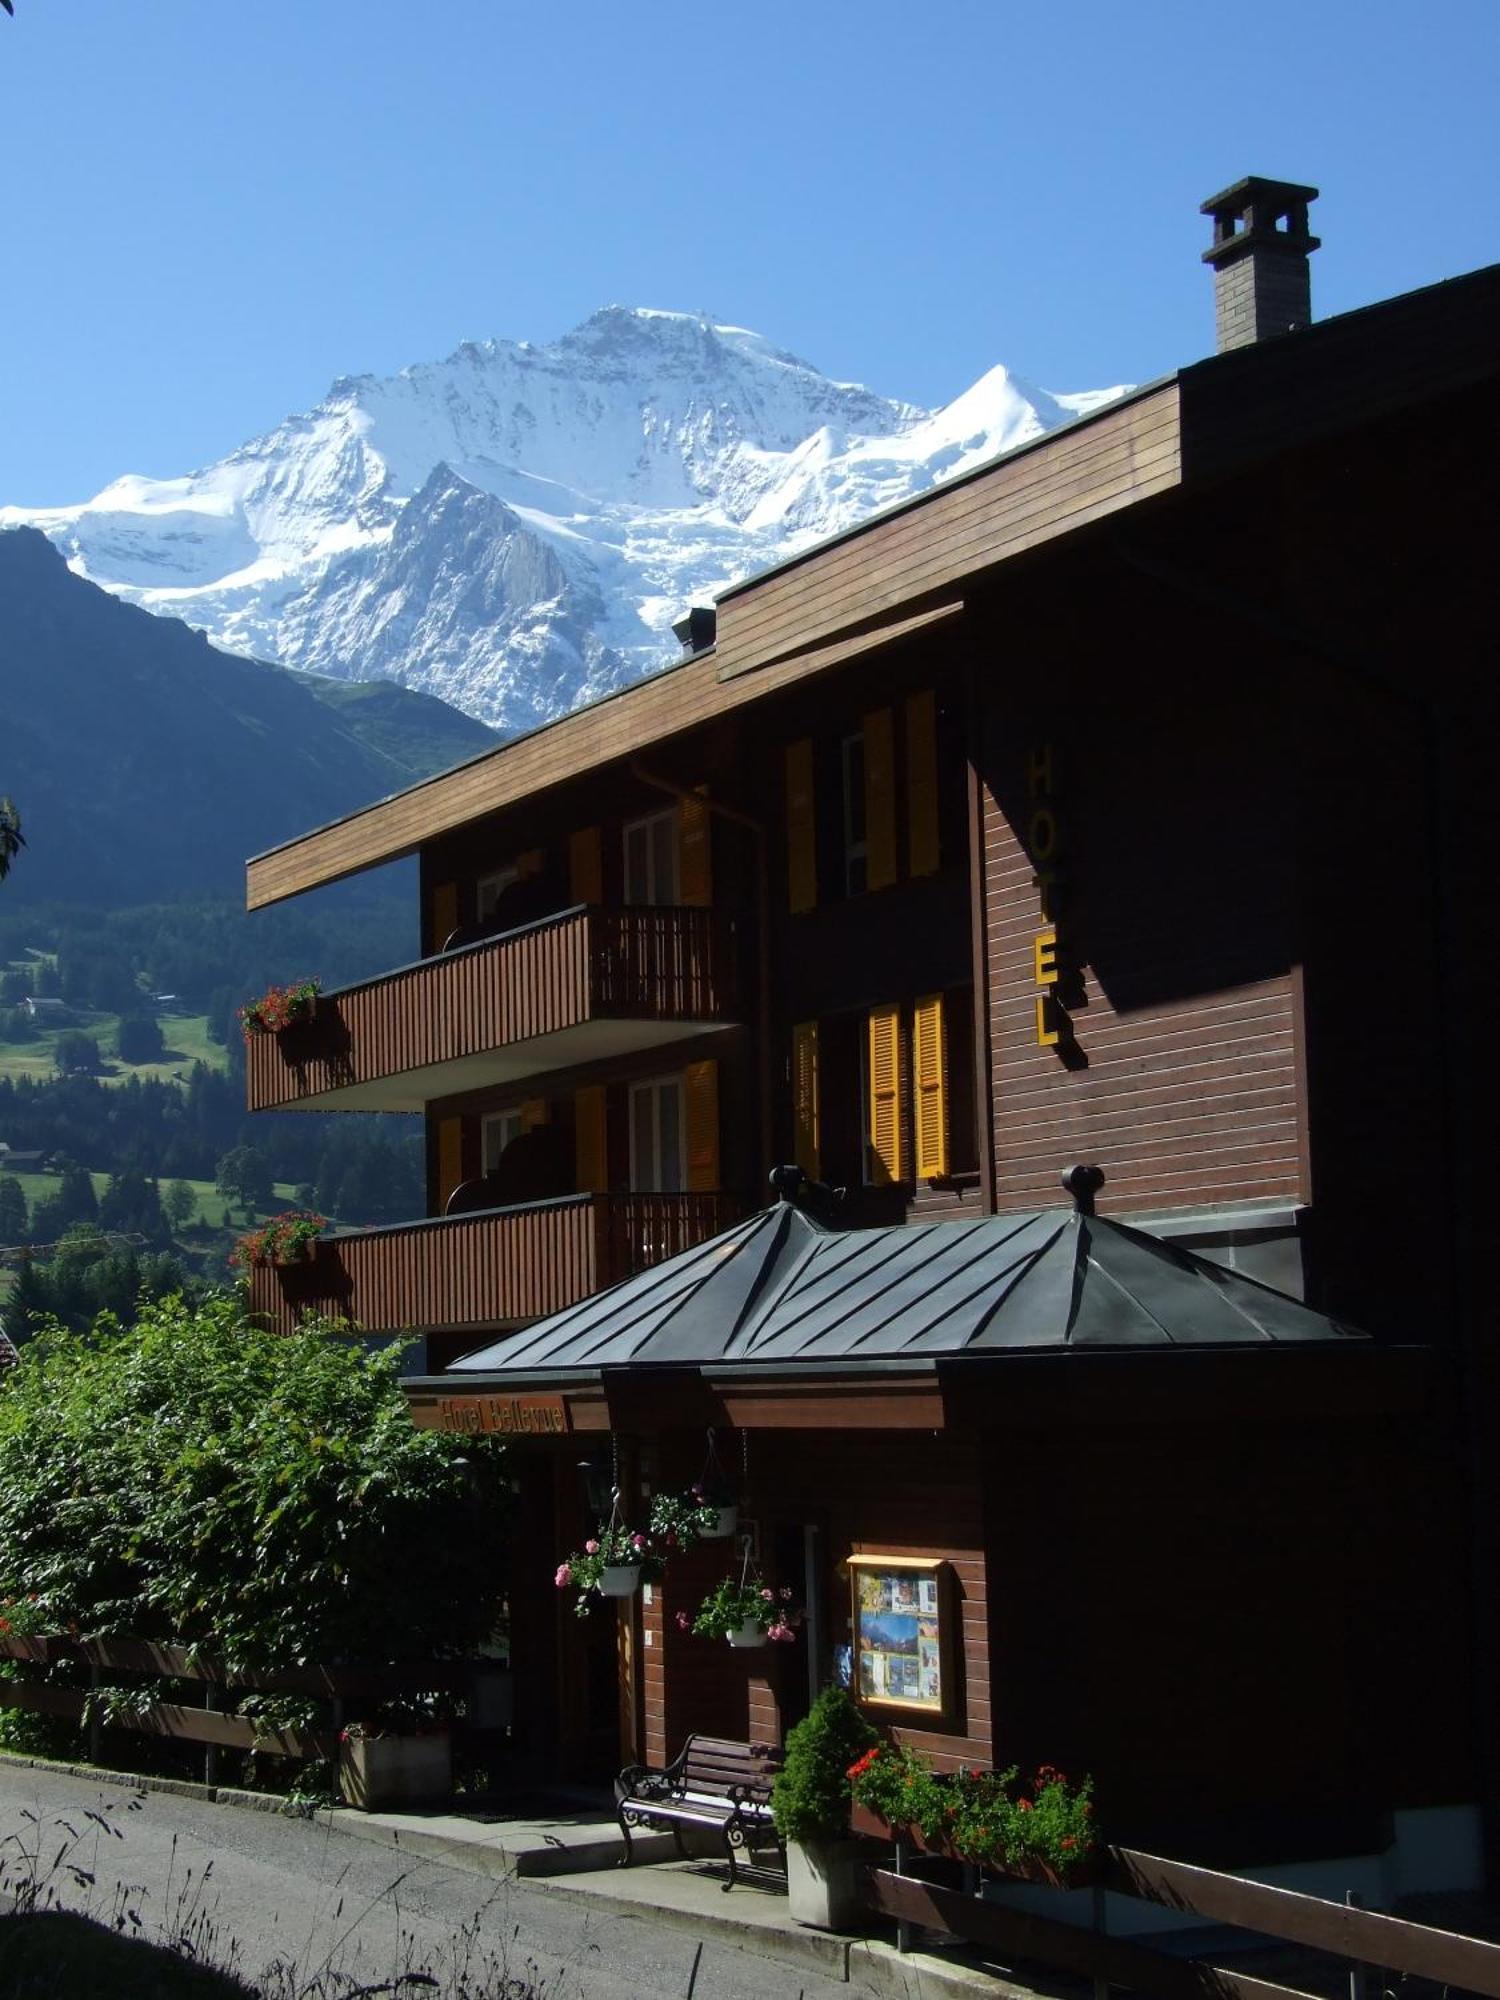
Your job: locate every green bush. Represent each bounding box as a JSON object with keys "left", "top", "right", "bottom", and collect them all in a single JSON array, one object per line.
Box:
[
  {"left": 771, "top": 1686, "right": 879, "bottom": 1844},
  {"left": 0, "top": 1292, "right": 509, "bottom": 1668}
]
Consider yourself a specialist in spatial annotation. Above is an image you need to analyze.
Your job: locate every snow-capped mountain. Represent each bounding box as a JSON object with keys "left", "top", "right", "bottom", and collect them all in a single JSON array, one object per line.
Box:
[{"left": 3, "top": 310, "right": 1125, "bottom": 731}]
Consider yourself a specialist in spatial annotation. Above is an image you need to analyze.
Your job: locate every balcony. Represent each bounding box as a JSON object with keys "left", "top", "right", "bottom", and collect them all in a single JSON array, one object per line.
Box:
[
  {"left": 244, "top": 905, "right": 741, "bottom": 1113},
  {"left": 246, "top": 1191, "right": 747, "bottom": 1341}
]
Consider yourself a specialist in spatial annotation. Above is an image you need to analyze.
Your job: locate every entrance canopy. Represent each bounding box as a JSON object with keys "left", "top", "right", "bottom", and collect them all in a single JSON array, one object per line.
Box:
[{"left": 448, "top": 1195, "right": 1361, "bottom": 1380}]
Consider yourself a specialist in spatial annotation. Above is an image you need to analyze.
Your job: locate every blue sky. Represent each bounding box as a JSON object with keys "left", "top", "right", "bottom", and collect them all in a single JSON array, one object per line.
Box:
[{"left": 3, "top": 0, "right": 1496, "bottom": 503}]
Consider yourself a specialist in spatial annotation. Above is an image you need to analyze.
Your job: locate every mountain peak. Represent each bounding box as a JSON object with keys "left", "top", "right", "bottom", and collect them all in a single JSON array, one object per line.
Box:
[{"left": 2, "top": 313, "right": 1126, "bottom": 731}]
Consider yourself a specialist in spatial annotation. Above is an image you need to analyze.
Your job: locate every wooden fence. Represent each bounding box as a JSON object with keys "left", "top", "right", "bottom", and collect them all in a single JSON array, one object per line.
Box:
[
  {"left": 0, "top": 1634, "right": 486, "bottom": 1779},
  {"left": 867, "top": 1843, "right": 1500, "bottom": 2000}
]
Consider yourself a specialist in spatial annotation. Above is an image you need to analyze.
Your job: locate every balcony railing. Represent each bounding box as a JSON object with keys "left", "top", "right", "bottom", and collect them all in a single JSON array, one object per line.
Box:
[
  {"left": 244, "top": 904, "right": 741, "bottom": 1113},
  {"left": 246, "top": 1190, "right": 749, "bottom": 1340}
]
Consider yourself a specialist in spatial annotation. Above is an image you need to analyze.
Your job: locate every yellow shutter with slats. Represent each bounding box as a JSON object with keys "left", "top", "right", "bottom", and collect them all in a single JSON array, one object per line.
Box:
[
  {"left": 569, "top": 827, "right": 602, "bottom": 905},
  {"left": 520, "top": 1098, "right": 548, "bottom": 1131},
  {"left": 575, "top": 1086, "right": 607, "bottom": 1192},
  {"left": 905, "top": 690, "right": 940, "bottom": 878},
  {"left": 678, "top": 787, "right": 713, "bottom": 907},
  {"left": 436, "top": 1116, "right": 464, "bottom": 1211},
  {"left": 429, "top": 881, "right": 458, "bottom": 953},
  {"left": 785, "top": 739, "right": 816, "bottom": 913},
  {"left": 684, "top": 1059, "right": 720, "bottom": 1192},
  {"left": 792, "top": 1021, "right": 821, "bottom": 1180},
  {"left": 863, "top": 707, "right": 897, "bottom": 891},
  {"left": 867, "top": 1003, "right": 903, "bottom": 1184},
  {"left": 912, "top": 993, "right": 948, "bottom": 1180}
]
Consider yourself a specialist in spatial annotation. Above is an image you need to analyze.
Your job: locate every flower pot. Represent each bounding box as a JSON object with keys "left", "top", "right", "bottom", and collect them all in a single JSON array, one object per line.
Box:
[
  {"left": 598, "top": 1564, "right": 642, "bottom": 1597},
  {"left": 787, "top": 1836, "right": 866, "bottom": 1930},
  {"left": 705, "top": 1504, "right": 738, "bottom": 1538},
  {"left": 338, "top": 1731, "right": 451, "bottom": 1812},
  {"left": 726, "top": 1618, "right": 767, "bottom": 1648}
]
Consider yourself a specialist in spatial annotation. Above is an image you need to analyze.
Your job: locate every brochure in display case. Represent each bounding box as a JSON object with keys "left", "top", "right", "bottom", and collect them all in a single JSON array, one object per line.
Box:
[{"left": 846, "top": 1555, "right": 952, "bottom": 1717}]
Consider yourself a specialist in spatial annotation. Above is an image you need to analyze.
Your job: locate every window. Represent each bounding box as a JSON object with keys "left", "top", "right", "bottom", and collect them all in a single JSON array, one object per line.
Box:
[
  {"left": 623, "top": 808, "right": 680, "bottom": 906},
  {"left": 841, "top": 734, "right": 868, "bottom": 896},
  {"left": 629, "top": 1076, "right": 685, "bottom": 1192},
  {"left": 476, "top": 866, "right": 521, "bottom": 923},
  {"left": 482, "top": 1108, "right": 525, "bottom": 1174}
]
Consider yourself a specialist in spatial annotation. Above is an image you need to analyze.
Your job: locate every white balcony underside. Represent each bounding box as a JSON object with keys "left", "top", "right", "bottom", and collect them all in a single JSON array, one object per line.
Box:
[{"left": 279, "top": 1017, "right": 735, "bottom": 1112}]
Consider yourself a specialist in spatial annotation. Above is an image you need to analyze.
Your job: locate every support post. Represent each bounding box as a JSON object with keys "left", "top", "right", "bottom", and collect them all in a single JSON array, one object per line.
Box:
[{"left": 203, "top": 1680, "right": 219, "bottom": 1789}]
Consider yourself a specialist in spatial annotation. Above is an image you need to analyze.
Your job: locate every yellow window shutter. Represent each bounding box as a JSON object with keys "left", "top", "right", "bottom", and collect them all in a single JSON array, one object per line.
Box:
[
  {"left": 905, "top": 690, "right": 940, "bottom": 878},
  {"left": 912, "top": 993, "right": 948, "bottom": 1180},
  {"left": 575, "top": 1086, "right": 607, "bottom": 1193},
  {"left": 785, "top": 739, "right": 817, "bottom": 913},
  {"left": 429, "top": 880, "right": 458, "bottom": 953},
  {"left": 569, "top": 827, "right": 603, "bottom": 905},
  {"left": 520, "top": 1097, "right": 548, "bottom": 1131},
  {"left": 678, "top": 787, "right": 713, "bottom": 907},
  {"left": 863, "top": 707, "right": 897, "bottom": 891},
  {"left": 684, "top": 1059, "right": 720, "bottom": 1192},
  {"left": 437, "top": 1116, "right": 464, "bottom": 1211},
  {"left": 792, "top": 1021, "right": 821, "bottom": 1181},
  {"left": 867, "top": 1003, "right": 903, "bottom": 1184}
]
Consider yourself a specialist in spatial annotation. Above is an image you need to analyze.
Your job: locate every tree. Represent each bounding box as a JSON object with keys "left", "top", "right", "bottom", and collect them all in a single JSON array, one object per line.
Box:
[
  {"left": 53, "top": 1031, "right": 103, "bottom": 1077},
  {"left": 0, "top": 1174, "right": 27, "bottom": 1245},
  {"left": 0, "top": 797, "right": 23, "bottom": 882},
  {"left": 116, "top": 1014, "right": 166, "bottom": 1065},
  {"left": 163, "top": 1180, "right": 197, "bottom": 1232},
  {"left": 214, "top": 1144, "right": 274, "bottom": 1217},
  {"left": 98, "top": 1170, "right": 168, "bottom": 1244},
  {"left": 0, "top": 1295, "right": 511, "bottom": 1667}
]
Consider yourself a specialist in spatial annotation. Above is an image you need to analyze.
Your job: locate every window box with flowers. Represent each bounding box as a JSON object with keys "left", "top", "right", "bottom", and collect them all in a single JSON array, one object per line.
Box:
[
  {"left": 238, "top": 979, "right": 321, "bottom": 1040},
  {"left": 846, "top": 1745, "right": 1097, "bottom": 1886},
  {"left": 231, "top": 1210, "right": 329, "bottom": 1271},
  {"left": 338, "top": 1719, "right": 452, "bottom": 1811}
]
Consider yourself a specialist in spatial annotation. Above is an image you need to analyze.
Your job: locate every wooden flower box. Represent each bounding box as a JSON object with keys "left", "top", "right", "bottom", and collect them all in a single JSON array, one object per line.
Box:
[
  {"left": 338, "top": 1730, "right": 452, "bottom": 1811},
  {"left": 847, "top": 1802, "right": 1096, "bottom": 1887}
]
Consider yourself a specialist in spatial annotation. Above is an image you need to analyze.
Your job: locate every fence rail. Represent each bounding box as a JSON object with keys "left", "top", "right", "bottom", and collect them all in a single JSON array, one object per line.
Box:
[
  {"left": 866, "top": 1843, "right": 1500, "bottom": 2000},
  {"left": 0, "top": 1633, "right": 490, "bottom": 1776}
]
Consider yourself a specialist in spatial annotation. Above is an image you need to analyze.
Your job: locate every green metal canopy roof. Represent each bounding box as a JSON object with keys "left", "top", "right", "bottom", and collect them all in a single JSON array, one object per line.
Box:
[{"left": 449, "top": 1190, "right": 1362, "bottom": 1379}]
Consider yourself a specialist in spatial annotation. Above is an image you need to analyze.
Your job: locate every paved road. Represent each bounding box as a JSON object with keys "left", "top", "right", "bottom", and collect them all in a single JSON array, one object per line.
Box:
[{"left": 0, "top": 1765, "right": 868, "bottom": 1998}]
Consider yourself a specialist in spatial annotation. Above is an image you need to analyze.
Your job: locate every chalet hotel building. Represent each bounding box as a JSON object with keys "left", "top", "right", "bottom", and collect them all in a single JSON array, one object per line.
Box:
[{"left": 242, "top": 184, "right": 1499, "bottom": 1894}]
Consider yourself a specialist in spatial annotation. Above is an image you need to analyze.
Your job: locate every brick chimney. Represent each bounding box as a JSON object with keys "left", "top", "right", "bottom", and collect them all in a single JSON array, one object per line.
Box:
[{"left": 1201, "top": 176, "right": 1320, "bottom": 351}]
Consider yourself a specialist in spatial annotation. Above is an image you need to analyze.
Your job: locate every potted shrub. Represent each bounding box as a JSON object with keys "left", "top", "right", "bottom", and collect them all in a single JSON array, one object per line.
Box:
[
  {"left": 554, "top": 1521, "right": 663, "bottom": 1614},
  {"left": 238, "top": 978, "right": 321, "bottom": 1039},
  {"left": 689, "top": 1575, "right": 800, "bottom": 1648},
  {"left": 772, "top": 1687, "right": 879, "bottom": 1930}
]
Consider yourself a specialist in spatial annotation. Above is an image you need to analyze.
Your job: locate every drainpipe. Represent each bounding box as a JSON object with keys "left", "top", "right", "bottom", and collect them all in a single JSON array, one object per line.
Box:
[{"left": 628, "top": 759, "right": 774, "bottom": 1194}]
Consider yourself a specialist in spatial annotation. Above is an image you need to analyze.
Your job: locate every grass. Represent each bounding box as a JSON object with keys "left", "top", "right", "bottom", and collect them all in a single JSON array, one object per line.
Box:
[{"left": 0, "top": 1011, "right": 230, "bottom": 1089}]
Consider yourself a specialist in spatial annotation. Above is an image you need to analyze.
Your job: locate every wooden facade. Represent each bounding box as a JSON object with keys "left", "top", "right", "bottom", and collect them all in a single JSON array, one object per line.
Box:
[{"left": 244, "top": 254, "right": 1500, "bottom": 1878}]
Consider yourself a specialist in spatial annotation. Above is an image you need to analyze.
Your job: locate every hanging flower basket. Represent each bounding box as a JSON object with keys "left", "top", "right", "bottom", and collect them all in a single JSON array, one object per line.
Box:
[
  {"left": 599, "top": 1563, "right": 643, "bottom": 1598},
  {"left": 727, "top": 1616, "right": 767, "bottom": 1648},
  {"left": 686, "top": 1558, "right": 802, "bottom": 1645},
  {"left": 707, "top": 1504, "right": 739, "bottom": 1539}
]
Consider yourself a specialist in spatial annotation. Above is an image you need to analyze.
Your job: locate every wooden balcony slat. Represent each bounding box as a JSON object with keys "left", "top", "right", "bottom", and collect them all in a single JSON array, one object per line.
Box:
[
  {"left": 247, "top": 1192, "right": 748, "bottom": 1339},
  {"left": 245, "top": 906, "right": 739, "bottom": 1114}
]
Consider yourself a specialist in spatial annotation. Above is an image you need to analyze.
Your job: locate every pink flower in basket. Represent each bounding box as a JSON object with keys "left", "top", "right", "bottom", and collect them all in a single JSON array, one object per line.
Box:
[{"left": 554, "top": 1563, "right": 572, "bottom": 1588}]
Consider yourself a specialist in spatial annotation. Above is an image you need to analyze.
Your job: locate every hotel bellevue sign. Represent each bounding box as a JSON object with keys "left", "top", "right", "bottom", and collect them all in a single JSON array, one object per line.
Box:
[{"left": 413, "top": 1393, "right": 571, "bottom": 1436}]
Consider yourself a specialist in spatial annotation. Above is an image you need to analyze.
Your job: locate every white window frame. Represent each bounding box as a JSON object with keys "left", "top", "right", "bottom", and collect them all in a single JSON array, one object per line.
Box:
[
  {"left": 622, "top": 807, "right": 680, "bottom": 907},
  {"left": 628, "top": 1074, "right": 686, "bottom": 1193},
  {"left": 481, "top": 1108, "right": 525, "bottom": 1175}
]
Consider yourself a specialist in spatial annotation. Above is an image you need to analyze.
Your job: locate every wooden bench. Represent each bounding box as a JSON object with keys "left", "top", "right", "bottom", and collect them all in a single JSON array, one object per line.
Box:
[{"left": 615, "top": 1734, "right": 783, "bottom": 1889}]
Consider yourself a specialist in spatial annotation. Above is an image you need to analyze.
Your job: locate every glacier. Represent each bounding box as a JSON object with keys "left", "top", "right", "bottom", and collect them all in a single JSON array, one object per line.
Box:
[{"left": 1, "top": 308, "right": 1126, "bottom": 732}]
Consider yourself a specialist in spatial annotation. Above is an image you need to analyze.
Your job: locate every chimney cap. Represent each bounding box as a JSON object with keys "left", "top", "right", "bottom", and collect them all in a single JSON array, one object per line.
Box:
[
  {"left": 672, "top": 605, "right": 717, "bottom": 655},
  {"left": 1201, "top": 176, "right": 1320, "bottom": 269}
]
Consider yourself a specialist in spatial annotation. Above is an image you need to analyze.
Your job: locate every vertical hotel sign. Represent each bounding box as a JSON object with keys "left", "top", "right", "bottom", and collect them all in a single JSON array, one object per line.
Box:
[{"left": 1027, "top": 744, "right": 1067, "bottom": 1048}]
